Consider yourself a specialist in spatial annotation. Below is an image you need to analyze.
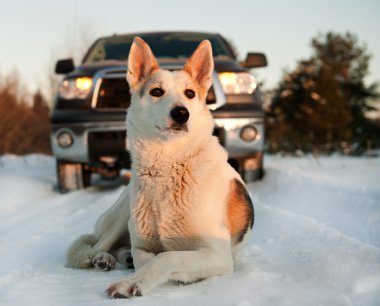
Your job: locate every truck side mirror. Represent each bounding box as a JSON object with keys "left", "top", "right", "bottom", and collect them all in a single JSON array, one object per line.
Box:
[
  {"left": 55, "top": 59, "right": 75, "bottom": 74},
  {"left": 242, "top": 53, "right": 268, "bottom": 68}
]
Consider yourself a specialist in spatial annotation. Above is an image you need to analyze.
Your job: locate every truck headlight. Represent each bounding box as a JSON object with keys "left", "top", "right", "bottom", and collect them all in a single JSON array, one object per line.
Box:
[
  {"left": 218, "top": 72, "right": 257, "bottom": 95},
  {"left": 58, "top": 77, "right": 93, "bottom": 99}
]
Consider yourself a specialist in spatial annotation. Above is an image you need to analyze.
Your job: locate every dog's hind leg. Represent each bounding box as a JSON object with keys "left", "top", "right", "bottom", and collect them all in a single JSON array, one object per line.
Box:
[{"left": 66, "top": 186, "right": 131, "bottom": 270}]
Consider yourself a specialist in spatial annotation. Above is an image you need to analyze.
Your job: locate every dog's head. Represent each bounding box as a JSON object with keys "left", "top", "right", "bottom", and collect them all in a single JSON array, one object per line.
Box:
[{"left": 126, "top": 37, "right": 214, "bottom": 142}]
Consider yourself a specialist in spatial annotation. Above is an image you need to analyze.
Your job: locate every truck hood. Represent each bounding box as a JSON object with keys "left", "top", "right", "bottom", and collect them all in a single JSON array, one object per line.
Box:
[{"left": 67, "top": 57, "right": 246, "bottom": 78}]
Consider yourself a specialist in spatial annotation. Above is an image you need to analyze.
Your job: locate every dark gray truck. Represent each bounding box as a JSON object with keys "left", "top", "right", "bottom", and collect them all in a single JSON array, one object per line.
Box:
[{"left": 51, "top": 32, "right": 267, "bottom": 192}]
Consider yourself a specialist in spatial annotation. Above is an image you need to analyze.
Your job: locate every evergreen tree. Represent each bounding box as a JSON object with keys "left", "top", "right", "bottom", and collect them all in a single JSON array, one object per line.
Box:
[{"left": 267, "top": 32, "right": 379, "bottom": 154}]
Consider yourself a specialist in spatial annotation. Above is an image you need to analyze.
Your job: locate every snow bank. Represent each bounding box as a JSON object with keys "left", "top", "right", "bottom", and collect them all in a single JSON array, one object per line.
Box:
[
  {"left": 250, "top": 155, "right": 380, "bottom": 247},
  {"left": 0, "top": 154, "right": 379, "bottom": 305}
]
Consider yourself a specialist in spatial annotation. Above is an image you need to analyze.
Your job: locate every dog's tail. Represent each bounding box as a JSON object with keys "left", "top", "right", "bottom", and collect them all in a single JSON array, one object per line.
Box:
[{"left": 66, "top": 234, "right": 98, "bottom": 269}]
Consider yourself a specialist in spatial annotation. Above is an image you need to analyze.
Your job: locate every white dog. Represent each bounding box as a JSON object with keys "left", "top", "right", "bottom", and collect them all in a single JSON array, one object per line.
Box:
[{"left": 66, "top": 37, "right": 254, "bottom": 298}]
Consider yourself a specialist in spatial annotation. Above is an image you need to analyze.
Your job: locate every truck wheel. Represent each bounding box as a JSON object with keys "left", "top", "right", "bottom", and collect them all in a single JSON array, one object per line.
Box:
[
  {"left": 57, "top": 160, "right": 92, "bottom": 193},
  {"left": 243, "top": 153, "right": 265, "bottom": 182},
  {"left": 229, "top": 153, "right": 264, "bottom": 182}
]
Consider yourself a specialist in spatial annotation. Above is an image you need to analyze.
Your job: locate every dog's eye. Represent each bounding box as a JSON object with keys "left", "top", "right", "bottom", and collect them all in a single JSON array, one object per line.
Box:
[
  {"left": 150, "top": 88, "right": 165, "bottom": 97},
  {"left": 184, "top": 89, "right": 195, "bottom": 99}
]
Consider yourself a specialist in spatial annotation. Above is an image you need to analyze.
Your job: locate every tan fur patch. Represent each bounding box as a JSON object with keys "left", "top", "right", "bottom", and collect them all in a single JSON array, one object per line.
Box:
[{"left": 226, "top": 179, "right": 254, "bottom": 245}]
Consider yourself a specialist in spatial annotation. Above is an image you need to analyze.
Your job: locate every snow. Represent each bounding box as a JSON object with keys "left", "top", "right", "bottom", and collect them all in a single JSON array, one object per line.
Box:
[{"left": 0, "top": 154, "right": 379, "bottom": 306}]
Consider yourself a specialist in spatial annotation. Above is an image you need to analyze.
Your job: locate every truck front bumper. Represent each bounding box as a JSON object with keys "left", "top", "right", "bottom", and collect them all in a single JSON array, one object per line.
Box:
[
  {"left": 51, "top": 110, "right": 264, "bottom": 167},
  {"left": 51, "top": 121, "right": 126, "bottom": 164}
]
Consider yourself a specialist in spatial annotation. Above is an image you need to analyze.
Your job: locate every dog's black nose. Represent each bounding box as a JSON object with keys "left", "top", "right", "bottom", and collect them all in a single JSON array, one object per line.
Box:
[{"left": 170, "top": 106, "right": 189, "bottom": 125}]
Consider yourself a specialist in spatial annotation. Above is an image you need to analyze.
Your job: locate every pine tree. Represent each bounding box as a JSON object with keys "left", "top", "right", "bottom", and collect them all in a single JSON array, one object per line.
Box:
[{"left": 267, "top": 32, "right": 379, "bottom": 154}]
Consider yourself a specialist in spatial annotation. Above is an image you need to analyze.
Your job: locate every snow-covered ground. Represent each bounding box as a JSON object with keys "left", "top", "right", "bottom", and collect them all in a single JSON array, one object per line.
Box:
[{"left": 0, "top": 154, "right": 379, "bottom": 306}]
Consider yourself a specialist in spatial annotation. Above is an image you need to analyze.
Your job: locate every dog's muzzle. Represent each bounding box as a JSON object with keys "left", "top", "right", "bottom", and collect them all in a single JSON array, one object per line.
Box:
[{"left": 170, "top": 106, "right": 189, "bottom": 125}]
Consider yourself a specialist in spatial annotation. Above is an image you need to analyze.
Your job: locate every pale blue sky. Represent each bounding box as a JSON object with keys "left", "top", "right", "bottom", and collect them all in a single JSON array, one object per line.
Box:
[{"left": 0, "top": 0, "right": 379, "bottom": 95}]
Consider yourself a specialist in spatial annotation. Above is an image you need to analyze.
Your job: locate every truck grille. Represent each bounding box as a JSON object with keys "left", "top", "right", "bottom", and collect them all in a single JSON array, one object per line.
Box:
[{"left": 94, "top": 77, "right": 216, "bottom": 109}]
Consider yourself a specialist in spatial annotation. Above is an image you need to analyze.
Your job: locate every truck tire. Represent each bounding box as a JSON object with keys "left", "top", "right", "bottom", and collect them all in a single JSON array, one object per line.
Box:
[
  {"left": 229, "top": 153, "right": 264, "bottom": 183},
  {"left": 57, "top": 160, "right": 91, "bottom": 193},
  {"left": 243, "top": 153, "right": 265, "bottom": 182}
]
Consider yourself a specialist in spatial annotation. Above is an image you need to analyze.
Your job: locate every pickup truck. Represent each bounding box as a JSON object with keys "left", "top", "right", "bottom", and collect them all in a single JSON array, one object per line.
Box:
[{"left": 51, "top": 31, "right": 267, "bottom": 192}]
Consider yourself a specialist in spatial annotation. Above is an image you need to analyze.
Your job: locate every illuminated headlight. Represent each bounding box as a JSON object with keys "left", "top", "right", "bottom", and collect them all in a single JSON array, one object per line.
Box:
[
  {"left": 58, "top": 77, "right": 93, "bottom": 99},
  {"left": 57, "top": 131, "right": 74, "bottom": 148},
  {"left": 240, "top": 125, "right": 258, "bottom": 142},
  {"left": 218, "top": 72, "right": 257, "bottom": 94}
]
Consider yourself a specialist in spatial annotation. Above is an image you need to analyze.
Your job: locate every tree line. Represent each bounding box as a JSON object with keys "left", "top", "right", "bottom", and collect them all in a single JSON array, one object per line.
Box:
[
  {"left": 0, "top": 31, "right": 379, "bottom": 156},
  {"left": 0, "top": 72, "right": 51, "bottom": 155}
]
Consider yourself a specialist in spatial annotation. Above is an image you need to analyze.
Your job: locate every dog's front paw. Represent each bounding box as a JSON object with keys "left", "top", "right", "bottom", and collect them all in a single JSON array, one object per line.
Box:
[
  {"left": 106, "top": 280, "right": 142, "bottom": 299},
  {"left": 92, "top": 252, "right": 116, "bottom": 271}
]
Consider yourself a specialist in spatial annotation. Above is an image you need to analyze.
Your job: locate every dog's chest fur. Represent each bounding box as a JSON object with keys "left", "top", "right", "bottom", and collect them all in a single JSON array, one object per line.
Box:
[{"left": 131, "top": 153, "right": 200, "bottom": 251}]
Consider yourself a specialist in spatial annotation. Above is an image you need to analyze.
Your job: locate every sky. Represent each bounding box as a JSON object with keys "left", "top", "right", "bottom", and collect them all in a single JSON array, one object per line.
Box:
[{"left": 0, "top": 0, "right": 379, "bottom": 96}]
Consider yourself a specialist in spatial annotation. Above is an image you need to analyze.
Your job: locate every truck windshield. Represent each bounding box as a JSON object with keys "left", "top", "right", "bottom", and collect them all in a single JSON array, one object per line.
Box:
[{"left": 83, "top": 33, "right": 233, "bottom": 63}]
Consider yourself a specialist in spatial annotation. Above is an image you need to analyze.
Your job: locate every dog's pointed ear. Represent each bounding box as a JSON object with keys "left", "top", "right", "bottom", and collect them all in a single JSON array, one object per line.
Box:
[
  {"left": 183, "top": 40, "right": 214, "bottom": 97},
  {"left": 127, "top": 37, "right": 159, "bottom": 92}
]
